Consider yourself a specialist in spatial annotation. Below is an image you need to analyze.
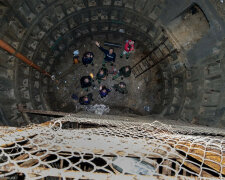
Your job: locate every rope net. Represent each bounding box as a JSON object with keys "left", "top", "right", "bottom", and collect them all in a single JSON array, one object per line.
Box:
[{"left": 0, "top": 115, "right": 224, "bottom": 179}]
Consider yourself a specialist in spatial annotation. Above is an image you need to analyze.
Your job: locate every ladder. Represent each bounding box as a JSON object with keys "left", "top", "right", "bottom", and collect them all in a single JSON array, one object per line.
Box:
[{"left": 131, "top": 37, "right": 177, "bottom": 78}]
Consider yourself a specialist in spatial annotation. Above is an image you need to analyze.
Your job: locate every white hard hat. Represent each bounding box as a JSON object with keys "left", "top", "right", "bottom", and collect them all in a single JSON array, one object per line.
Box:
[{"left": 73, "top": 50, "right": 79, "bottom": 56}]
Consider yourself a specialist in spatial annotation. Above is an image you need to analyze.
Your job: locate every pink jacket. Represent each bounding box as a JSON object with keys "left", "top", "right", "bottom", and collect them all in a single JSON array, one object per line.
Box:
[{"left": 124, "top": 40, "right": 134, "bottom": 52}]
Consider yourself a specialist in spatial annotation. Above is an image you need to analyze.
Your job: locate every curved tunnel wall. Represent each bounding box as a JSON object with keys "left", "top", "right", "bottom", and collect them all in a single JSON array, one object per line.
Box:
[
  {"left": 0, "top": 0, "right": 225, "bottom": 128},
  {"left": 0, "top": 0, "right": 165, "bottom": 126}
]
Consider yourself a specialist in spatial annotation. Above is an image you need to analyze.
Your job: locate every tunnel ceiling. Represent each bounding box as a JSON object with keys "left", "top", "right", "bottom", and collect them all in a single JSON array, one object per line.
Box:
[{"left": 0, "top": 0, "right": 225, "bottom": 128}]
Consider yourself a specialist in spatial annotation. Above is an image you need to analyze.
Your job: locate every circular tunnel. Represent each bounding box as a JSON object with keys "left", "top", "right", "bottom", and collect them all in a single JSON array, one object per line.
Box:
[{"left": 0, "top": 0, "right": 225, "bottom": 128}]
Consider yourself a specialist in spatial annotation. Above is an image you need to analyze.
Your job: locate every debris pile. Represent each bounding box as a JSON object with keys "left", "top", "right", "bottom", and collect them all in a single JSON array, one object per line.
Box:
[{"left": 85, "top": 104, "right": 110, "bottom": 115}]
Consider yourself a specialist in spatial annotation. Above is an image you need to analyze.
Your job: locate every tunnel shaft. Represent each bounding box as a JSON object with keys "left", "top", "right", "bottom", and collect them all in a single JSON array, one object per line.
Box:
[{"left": 0, "top": 0, "right": 225, "bottom": 128}]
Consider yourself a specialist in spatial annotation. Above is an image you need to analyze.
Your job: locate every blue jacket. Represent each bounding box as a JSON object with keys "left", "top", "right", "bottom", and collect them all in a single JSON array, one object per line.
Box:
[
  {"left": 99, "top": 46, "right": 116, "bottom": 62},
  {"left": 99, "top": 87, "right": 111, "bottom": 98},
  {"left": 82, "top": 52, "right": 94, "bottom": 65},
  {"left": 79, "top": 93, "right": 93, "bottom": 105}
]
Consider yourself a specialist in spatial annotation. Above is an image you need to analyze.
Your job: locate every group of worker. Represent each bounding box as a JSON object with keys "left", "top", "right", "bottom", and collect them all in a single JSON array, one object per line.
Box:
[{"left": 73, "top": 40, "right": 135, "bottom": 105}]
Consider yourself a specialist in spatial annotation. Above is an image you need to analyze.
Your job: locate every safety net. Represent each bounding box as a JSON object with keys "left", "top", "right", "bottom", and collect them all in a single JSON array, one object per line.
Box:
[{"left": 0, "top": 115, "right": 224, "bottom": 179}]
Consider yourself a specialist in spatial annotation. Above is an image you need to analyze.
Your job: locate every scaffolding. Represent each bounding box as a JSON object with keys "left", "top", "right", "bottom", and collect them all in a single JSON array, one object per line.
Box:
[{"left": 0, "top": 115, "right": 224, "bottom": 179}]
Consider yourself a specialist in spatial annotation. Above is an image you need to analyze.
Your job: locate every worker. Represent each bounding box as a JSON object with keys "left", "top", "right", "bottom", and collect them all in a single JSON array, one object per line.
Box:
[
  {"left": 73, "top": 50, "right": 79, "bottom": 64},
  {"left": 120, "top": 40, "right": 135, "bottom": 59},
  {"left": 113, "top": 82, "right": 128, "bottom": 94},
  {"left": 112, "top": 65, "right": 131, "bottom": 80},
  {"left": 96, "top": 67, "right": 108, "bottom": 84},
  {"left": 99, "top": 85, "right": 111, "bottom": 98},
  {"left": 95, "top": 41, "right": 116, "bottom": 66},
  {"left": 82, "top": 52, "right": 94, "bottom": 67},
  {"left": 79, "top": 93, "right": 93, "bottom": 105},
  {"left": 80, "top": 75, "right": 94, "bottom": 91}
]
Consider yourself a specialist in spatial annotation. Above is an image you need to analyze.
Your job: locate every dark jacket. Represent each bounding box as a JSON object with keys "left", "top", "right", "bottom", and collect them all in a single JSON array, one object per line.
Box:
[
  {"left": 82, "top": 52, "right": 94, "bottom": 65},
  {"left": 99, "top": 86, "right": 111, "bottom": 98},
  {"left": 113, "top": 83, "right": 128, "bottom": 94},
  {"left": 99, "top": 46, "right": 116, "bottom": 62},
  {"left": 79, "top": 93, "right": 93, "bottom": 105},
  {"left": 96, "top": 68, "right": 108, "bottom": 80},
  {"left": 119, "top": 66, "right": 131, "bottom": 77},
  {"left": 80, "top": 76, "right": 92, "bottom": 88}
]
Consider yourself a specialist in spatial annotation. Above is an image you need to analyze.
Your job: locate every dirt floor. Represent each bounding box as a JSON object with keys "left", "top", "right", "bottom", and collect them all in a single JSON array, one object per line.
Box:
[{"left": 47, "top": 36, "right": 162, "bottom": 116}]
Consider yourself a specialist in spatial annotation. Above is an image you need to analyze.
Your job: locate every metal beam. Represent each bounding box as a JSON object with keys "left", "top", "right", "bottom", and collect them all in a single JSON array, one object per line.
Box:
[{"left": 17, "top": 104, "right": 73, "bottom": 117}]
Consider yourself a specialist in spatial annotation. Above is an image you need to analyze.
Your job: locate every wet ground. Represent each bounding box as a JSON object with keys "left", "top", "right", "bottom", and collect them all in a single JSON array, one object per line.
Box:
[{"left": 47, "top": 36, "right": 162, "bottom": 115}]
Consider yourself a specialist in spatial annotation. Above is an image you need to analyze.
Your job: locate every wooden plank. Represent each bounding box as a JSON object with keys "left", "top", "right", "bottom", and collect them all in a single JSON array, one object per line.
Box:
[
  {"left": 19, "top": 154, "right": 50, "bottom": 168},
  {"left": 175, "top": 161, "right": 180, "bottom": 176},
  {"left": 166, "top": 160, "right": 173, "bottom": 176},
  {"left": 19, "top": 159, "right": 39, "bottom": 168},
  {"left": 162, "top": 160, "right": 169, "bottom": 176},
  {"left": 168, "top": 141, "right": 225, "bottom": 175},
  {"left": 176, "top": 153, "right": 213, "bottom": 177},
  {"left": 13, "top": 153, "right": 29, "bottom": 161}
]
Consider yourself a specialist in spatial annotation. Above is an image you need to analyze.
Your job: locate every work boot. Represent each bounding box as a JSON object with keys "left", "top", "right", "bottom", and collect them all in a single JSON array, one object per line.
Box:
[{"left": 126, "top": 53, "right": 130, "bottom": 59}]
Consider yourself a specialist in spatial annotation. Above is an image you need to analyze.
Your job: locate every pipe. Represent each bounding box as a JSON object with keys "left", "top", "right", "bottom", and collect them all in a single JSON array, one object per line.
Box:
[
  {"left": 0, "top": 39, "right": 51, "bottom": 77},
  {"left": 104, "top": 41, "right": 122, "bottom": 48}
]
